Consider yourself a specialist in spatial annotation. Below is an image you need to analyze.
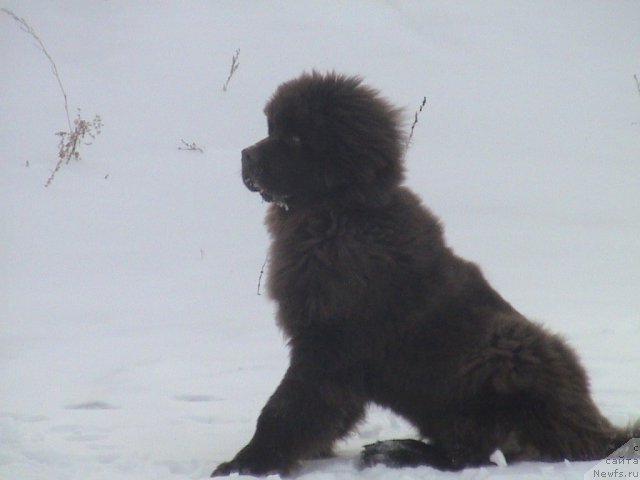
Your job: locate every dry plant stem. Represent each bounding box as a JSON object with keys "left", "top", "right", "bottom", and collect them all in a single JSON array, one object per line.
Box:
[
  {"left": 222, "top": 49, "right": 240, "bottom": 92},
  {"left": 45, "top": 160, "right": 65, "bottom": 188},
  {"left": 2, "top": 8, "right": 71, "bottom": 131},
  {"left": 178, "top": 139, "right": 204, "bottom": 153},
  {"left": 3, "top": 8, "right": 104, "bottom": 187},
  {"left": 633, "top": 74, "right": 640, "bottom": 126},
  {"left": 257, "top": 253, "right": 269, "bottom": 295},
  {"left": 46, "top": 114, "right": 103, "bottom": 187},
  {"left": 405, "top": 96, "right": 427, "bottom": 155}
]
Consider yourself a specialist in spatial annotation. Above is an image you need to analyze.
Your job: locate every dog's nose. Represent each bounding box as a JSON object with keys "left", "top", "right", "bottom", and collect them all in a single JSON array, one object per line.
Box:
[{"left": 241, "top": 146, "right": 257, "bottom": 168}]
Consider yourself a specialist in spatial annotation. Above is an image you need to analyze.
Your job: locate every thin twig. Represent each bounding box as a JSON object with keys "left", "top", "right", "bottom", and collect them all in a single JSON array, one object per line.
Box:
[
  {"left": 257, "top": 253, "right": 269, "bottom": 296},
  {"left": 2, "top": 8, "right": 71, "bottom": 131},
  {"left": 222, "top": 49, "right": 240, "bottom": 92},
  {"left": 633, "top": 74, "right": 640, "bottom": 126},
  {"left": 405, "top": 96, "right": 427, "bottom": 155},
  {"left": 178, "top": 139, "right": 204, "bottom": 153}
]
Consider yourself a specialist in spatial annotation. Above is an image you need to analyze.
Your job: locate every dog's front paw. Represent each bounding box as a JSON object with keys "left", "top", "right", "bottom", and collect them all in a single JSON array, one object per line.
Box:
[
  {"left": 211, "top": 460, "right": 237, "bottom": 477},
  {"left": 211, "top": 454, "right": 289, "bottom": 477}
]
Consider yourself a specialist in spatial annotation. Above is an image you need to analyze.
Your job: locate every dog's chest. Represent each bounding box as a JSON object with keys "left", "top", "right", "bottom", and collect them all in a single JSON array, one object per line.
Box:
[{"left": 265, "top": 211, "right": 371, "bottom": 317}]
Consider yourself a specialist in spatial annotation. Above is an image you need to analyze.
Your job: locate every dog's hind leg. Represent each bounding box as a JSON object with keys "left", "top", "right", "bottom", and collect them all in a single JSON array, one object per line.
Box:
[{"left": 359, "top": 439, "right": 459, "bottom": 470}]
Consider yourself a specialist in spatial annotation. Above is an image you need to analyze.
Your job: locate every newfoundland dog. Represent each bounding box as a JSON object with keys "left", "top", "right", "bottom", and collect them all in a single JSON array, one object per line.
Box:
[{"left": 212, "top": 71, "right": 637, "bottom": 476}]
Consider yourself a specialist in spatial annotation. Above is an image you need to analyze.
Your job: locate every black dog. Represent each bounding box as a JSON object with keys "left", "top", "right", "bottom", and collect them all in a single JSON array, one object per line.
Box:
[{"left": 212, "top": 71, "right": 637, "bottom": 476}]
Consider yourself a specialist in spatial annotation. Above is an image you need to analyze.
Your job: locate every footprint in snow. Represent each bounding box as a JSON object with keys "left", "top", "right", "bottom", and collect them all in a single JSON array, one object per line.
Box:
[
  {"left": 174, "top": 394, "right": 219, "bottom": 402},
  {"left": 65, "top": 401, "right": 118, "bottom": 410}
]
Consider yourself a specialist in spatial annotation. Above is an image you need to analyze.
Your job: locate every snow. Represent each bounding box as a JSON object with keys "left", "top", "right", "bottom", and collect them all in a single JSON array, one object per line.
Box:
[
  {"left": 1, "top": 1, "right": 639, "bottom": 479},
  {"left": 489, "top": 450, "right": 507, "bottom": 468}
]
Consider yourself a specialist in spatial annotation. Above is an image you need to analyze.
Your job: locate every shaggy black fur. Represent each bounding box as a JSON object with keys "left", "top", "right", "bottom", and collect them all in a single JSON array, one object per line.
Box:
[{"left": 212, "top": 71, "right": 638, "bottom": 477}]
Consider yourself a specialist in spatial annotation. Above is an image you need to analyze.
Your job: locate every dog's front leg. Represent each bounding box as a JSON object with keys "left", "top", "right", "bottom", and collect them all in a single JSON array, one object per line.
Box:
[{"left": 212, "top": 362, "right": 365, "bottom": 477}]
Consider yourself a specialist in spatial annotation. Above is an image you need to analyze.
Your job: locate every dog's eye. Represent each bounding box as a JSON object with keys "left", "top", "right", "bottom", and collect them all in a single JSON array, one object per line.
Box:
[{"left": 289, "top": 135, "right": 302, "bottom": 145}]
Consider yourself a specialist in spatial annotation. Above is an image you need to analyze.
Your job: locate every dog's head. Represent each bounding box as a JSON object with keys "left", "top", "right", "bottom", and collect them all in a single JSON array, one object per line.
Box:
[{"left": 241, "top": 71, "right": 406, "bottom": 209}]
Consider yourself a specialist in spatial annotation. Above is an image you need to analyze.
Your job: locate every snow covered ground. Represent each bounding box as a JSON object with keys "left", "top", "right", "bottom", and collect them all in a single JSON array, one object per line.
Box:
[{"left": 1, "top": 2, "right": 639, "bottom": 479}]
